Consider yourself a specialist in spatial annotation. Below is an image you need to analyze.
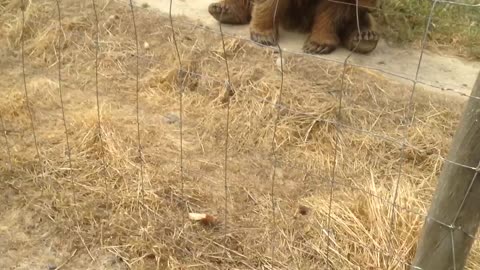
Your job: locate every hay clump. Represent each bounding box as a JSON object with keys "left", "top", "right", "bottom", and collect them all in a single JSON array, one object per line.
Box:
[{"left": 0, "top": 0, "right": 476, "bottom": 269}]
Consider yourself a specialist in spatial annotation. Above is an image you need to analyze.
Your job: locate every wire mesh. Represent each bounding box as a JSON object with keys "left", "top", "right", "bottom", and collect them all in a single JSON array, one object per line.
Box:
[
  {"left": 325, "top": 0, "right": 367, "bottom": 267},
  {"left": 384, "top": 1, "right": 439, "bottom": 268},
  {"left": 1, "top": 0, "right": 480, "bottom": 269}
]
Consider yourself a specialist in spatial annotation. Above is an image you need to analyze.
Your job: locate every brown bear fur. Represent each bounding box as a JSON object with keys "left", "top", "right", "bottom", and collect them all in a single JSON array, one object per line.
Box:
[{"left": 208, "top": 0, "right": 379, "bottom": 54}]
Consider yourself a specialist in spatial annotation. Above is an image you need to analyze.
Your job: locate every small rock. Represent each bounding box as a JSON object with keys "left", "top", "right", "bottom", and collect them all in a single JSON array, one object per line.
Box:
[
  {"left": 275, "top": 57, "right": 284, "bottom": 71},
  {"left": 298, "top": 205, "right": 310, "bottom": 216},
  {"left": 109, "top": 255, "right": 123, "bottom": 265},
  {"left": 188, "top": 212, "right": 218, "bottom": 227},
  {"left": 109, "top": 14, "right": 120, "bottom": 20},
  {"left": 163, "top": 112, "right": 180, "bottom": 124},
  {"left": 47, "top": 264, "right": 57, "bottom": 270}
]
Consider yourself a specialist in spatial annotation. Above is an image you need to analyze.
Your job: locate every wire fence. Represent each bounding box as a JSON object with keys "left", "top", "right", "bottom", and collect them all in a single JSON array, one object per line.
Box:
[{"left": 1, "top": 0, "right": 480, "bottom": 269}]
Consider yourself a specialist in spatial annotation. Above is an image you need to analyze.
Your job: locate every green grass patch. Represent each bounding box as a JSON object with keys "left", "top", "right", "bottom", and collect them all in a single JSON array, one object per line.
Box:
[{"left": 375, "top": 0, "right": 480, "bottom": 59}]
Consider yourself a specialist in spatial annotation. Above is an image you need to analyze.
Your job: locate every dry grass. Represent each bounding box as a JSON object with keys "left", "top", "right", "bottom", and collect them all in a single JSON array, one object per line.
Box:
[{"left": 0, "top": 0, "right": 477, "bottom": 269}]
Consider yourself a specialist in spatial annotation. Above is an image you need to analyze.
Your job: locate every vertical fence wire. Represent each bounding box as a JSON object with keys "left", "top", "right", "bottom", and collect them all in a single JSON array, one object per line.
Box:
[
  {"left": 0, "top": 115, "right": 12, "bottom": 170},
  {"left": 54, "top": 0, "right": 76, "bottom": 206},
  {"left": 266, "top": 0, "right": 285, "bottom": 265},
  {"left": 128, "top": 0, "right": 146, "bottom": 215},
  {"left": 168, "top": 0, "right": 186, "bottom": 227},
  {"left": 452, "top": 162, "right": 480, "bottom": 224},
  {"left": 450, "top": 229, "right": 458, "bottom": 270},
  {"left": 20, "top": 0, "right": 44, "bottom": 183},
  {"left": 91, "top": 0, "right": 108, "bottom": 198},
  {"left": 324, "top": 0, "right": 364, "bottom": 267},
  {"left": 386, "top": 1, "right": 439, "bottom": 268},
  {"left": 216, "top": 9, "right": 233, "bottom": 249},
  {"left": 448, "top": 161, "right": 480, "bottom": 270}
]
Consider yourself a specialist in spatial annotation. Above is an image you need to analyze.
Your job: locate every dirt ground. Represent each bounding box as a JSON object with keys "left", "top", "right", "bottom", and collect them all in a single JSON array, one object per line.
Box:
[{"left": 0, "top": 0, "right": 479, "bottom": 269}]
